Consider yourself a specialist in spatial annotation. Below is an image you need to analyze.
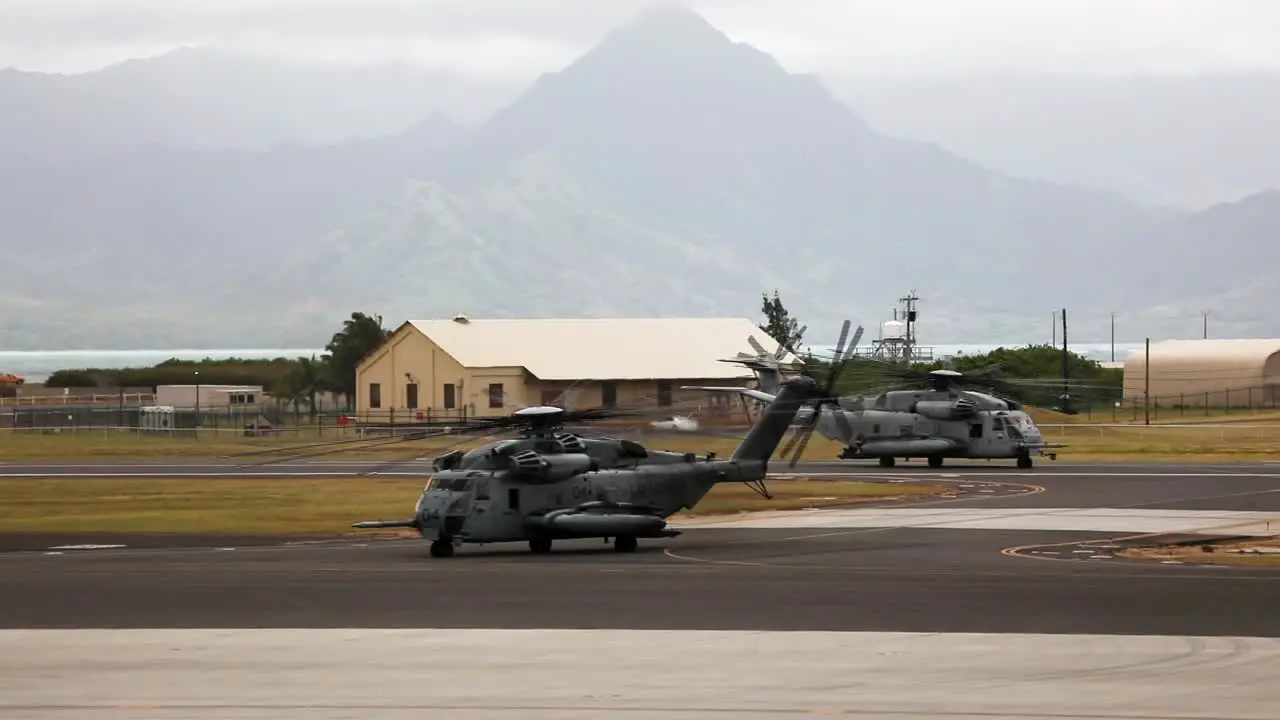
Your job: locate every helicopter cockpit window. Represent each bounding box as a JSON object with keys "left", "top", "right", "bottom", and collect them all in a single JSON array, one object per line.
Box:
[
  {"left": 474, "top": 478, "right": 490, "bottom": 500},
  {"left": 427, "top": 476, "right": 472, "bottom": 491},
  {"left": 458, "top": 452, "right": 500, "bottom": 471}
]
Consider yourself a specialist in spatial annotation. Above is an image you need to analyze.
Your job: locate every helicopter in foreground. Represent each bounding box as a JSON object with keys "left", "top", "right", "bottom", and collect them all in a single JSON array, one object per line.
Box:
[
  {"left": 348, "top": 372, "right": 836, "bottom": 557},
  {"left": 688, "top": 322, "right": 1064, "bottom": 469}
]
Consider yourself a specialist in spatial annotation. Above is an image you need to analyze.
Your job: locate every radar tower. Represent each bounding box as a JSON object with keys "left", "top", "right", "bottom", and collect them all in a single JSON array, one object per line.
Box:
[{"left": 867, "top": 291, "right": 931, "bottom": 364}]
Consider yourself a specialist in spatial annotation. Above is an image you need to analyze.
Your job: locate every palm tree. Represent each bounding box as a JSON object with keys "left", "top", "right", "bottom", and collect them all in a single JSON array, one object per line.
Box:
[{"left": 287, "top": 355, "right": 328, "bottom": 421}]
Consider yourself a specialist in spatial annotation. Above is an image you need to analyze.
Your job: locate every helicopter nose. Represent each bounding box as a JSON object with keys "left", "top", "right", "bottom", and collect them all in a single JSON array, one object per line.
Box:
[{"left": 416, "top": 492, "right": 468, "bottom": 536}]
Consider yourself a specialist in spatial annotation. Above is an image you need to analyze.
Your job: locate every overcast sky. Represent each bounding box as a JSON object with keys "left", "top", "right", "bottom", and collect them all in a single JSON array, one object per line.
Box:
[{"left": 3, "top": 0, "right": 1278, "bottom": 76}]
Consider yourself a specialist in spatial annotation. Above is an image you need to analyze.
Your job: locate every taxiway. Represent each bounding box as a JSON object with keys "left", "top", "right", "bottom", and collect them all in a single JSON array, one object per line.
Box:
[{"left": 3, "top": 459, "right": 1279, "bottom": 719}]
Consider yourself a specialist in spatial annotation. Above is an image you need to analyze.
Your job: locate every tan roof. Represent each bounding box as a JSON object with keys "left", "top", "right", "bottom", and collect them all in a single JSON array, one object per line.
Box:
[
  {"left": 408, "top": 317, "right": 798, "bottom": 381},
  {"left": 1126, "top": 339, "right": 1280, "bottom": 365}
]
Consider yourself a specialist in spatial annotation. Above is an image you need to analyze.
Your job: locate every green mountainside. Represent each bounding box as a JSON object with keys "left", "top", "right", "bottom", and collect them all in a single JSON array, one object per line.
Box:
[{"left": 2, "top": 5, "right": 1276, "bottom": 349}]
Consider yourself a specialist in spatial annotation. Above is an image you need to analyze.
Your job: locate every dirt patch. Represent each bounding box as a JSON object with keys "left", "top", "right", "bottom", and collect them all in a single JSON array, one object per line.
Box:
[{"left": 1119, "top": 537, "right": 1280, "bottom": 567}]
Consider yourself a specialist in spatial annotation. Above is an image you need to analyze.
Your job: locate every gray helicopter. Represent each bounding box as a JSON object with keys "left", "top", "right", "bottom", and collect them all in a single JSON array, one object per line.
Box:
[
  {"left": 688, "top": 322, "right": 1063, "bottom": 469},
  {"left": 349, "top": 369, "right": 844, "bottom": 558}
]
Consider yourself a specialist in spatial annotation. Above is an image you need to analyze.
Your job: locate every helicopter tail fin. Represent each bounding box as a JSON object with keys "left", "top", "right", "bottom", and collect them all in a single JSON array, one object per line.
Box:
[
  {"left": 730, "top": 376, "right": 818, "bottom": 463},
  {"left": 739, "top": 358, "right": 784, "bottom": 395}
]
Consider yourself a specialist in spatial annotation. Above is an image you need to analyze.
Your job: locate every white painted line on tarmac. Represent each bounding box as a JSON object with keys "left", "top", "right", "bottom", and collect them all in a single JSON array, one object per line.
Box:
[
  {"left": 774, "top": 471, "right": 1280, "bottom": 478},
  {"left": 678, "top": 506, "right": 1280, "bottom": 536},
  {"left": 0, "top": 472, "right": 364, "bottom": 478}
]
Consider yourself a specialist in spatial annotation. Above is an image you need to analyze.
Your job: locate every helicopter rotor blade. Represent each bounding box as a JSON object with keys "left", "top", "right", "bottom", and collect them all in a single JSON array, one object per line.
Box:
[
  {"left": 787, "top": 422, "right": 817, "bottom": 469},
  {"left": 831, "top": 320, "right": 851, "bottom": 365},
  {"left": 778, "top": 325, "right": 806, "bottom": 361},
  {"left": 778, "top": 422, "right": 807, "bottom": 461}
]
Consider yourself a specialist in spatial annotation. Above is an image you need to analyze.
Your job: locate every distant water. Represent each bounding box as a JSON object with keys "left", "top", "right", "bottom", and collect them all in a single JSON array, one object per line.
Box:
[
  {"left": 1, "top": 343, "right": 1140, "bottom": 384},
  {"left": 0, "top": 349, "right": 324, "bottom": 383}
]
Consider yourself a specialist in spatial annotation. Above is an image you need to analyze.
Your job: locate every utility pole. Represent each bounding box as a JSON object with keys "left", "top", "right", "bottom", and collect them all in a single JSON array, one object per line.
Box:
[
  {"left": 900, "top": 291, "right": 919, "bottom": 362},
  {"left": 1201, "top": 310, "right": 1210, "bottom": 339},
  {"left": 1051, "top": 311, "right": 1057, "bottom": 346},
  {"left": 1060, "top": 307, "right": 1070, "bottom": 414},
  {"left": 1110, "top": 311, "right": 1116, "bottom": 362},
  {"left": 1144, "top": 337, "right": 1150, "bottom": 425}
]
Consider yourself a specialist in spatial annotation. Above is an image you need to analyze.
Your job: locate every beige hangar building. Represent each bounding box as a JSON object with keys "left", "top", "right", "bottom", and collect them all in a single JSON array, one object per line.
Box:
[
  {"left": 1122, "top": 339, "right": 1280, "bottom": 408},
  {"left": 354, "top": 316, "right": 797, "bottom": 421}
]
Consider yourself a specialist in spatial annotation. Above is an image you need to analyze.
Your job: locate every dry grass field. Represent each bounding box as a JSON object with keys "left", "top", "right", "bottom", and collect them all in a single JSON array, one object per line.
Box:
[
  {"left": 0, "top": 477, "right": 947, "bottom": 535},
  {"left": 1119, "top": 538, "right": 1280, "bottom": 567},
  {"left": 3, "top": 405, "right": 1280, "bottom": 462}
]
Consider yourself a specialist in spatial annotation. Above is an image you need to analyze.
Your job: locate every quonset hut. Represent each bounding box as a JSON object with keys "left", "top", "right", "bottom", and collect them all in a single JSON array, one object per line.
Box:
[{"left": 1122, "top": 339, "right": 1280, "bottom": 408}]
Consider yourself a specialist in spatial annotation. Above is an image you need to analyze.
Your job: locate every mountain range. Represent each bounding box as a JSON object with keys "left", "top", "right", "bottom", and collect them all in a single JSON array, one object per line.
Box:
[{"left": 1, "top": 5, "right": 1276, "bottom": 350}]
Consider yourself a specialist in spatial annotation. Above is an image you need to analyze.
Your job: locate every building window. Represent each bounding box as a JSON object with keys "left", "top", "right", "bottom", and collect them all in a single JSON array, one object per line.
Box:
[
  {"left": 443, "top": 383, "right": 456, "bottom": 410},
  {"left": 406, "top": 383, "right": 419, "bottom": 409},
  {"left": 369, "top": 383, "right": 382, "bottom": 409},
  {"left": 657, "top": 380, "right": 672, "bottom": 406},
  {"left": 602, "top": 381, "right": 617, "bottom": 408},
  {"left": 488, "top": 383, "right": 504, "bottom": 409}
]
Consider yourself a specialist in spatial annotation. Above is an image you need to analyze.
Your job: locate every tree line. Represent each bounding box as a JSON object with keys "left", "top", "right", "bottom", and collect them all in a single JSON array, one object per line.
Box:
[
  {"left": 44, "top": 312, "right": 393, "bottom": 414},
  {"left": 757, "top": 290, "right": 1124, "bottom": 402}
]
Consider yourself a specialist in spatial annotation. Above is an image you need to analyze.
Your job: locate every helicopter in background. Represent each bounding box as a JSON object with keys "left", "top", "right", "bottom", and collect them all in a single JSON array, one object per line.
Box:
[{"left": 688, "top": 321, "right": 1064, "bottom": 469}]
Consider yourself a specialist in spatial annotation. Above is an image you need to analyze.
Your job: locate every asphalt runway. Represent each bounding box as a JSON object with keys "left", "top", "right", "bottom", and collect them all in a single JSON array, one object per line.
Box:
[
  {"left": 4, "top": 459, "right": 1280, "bottom": 719},
  {"left": 2, "top": 523, "right": 1278, "bottom": 636},
  {"left": 3, "top": 463, "right": 1279, "bottom": 635}
]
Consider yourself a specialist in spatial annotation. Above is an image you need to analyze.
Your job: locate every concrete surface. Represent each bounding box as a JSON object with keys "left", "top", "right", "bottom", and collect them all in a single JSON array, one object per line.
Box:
[
  {"left": 2, "top": 629, "right": 1277, "bottom": 719},
  {"left": 4, "top": 460, "right": 1280, "bottom": 720},
  {"left": 677, "top": 506, "right": 1280, "bottom": 535}
]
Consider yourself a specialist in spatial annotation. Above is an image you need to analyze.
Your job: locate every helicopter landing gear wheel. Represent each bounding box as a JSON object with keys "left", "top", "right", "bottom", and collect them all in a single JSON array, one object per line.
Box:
[
  {"left": 878, "top": 456, "right": 896, "bottom": 468},
  {"left": 528, "top": 537, "right": 553, "bottom": 554},
  {"left": 613, "top": 536, "right": 638, "bottom": 553},
  {"left": 429, "top": 537, "right": 454, "bottom": 558},
  {"left": 1016, "top": 451, "right": 1033, "bottom": 469},
  {"left": 927, "top": 456, "right": 944, "bottom": 468}
]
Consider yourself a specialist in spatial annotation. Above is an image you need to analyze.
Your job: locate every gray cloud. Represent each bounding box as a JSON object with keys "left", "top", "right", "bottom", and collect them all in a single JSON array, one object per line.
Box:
[{"left": 3, "top": 0, "right": 1279, "bottom": 75}]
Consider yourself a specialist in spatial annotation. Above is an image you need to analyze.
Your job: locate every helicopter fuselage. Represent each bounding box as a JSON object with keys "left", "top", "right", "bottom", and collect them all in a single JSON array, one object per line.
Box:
[
  {"left": 411, "top": 454, "right": 763, "bottom": 546},
  {"left": 353, "top": 372, "right": 822, "bottom": 557},
  {"left": 819, "top": 388, "right": 1057, "bottom": 467}
]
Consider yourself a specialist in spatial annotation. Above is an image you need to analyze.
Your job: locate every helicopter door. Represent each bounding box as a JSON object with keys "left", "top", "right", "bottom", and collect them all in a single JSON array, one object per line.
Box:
[
  {"left": 471, "top": 478, "right": 491, "bottom": 516},
  {"left": 969, "top": 416, "right": 1003, "bottom": 457}
]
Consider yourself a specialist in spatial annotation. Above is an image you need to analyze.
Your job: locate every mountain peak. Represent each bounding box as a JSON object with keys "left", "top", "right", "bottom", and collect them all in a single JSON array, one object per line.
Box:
[
  {"left": 564, "top": 4, "right": 784, "bottom": 84},
  {"left": 625, "top": 4, "right": 721, "bottom": 35}
]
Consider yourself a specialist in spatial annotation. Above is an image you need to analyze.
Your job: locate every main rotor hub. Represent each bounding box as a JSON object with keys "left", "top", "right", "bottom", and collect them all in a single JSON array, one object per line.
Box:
[
  {"left": 514, "top": 405, "right": 567, "bottom": 435},
  {"left": 928, "top": 368, "right": 963, "bottom": 391}
]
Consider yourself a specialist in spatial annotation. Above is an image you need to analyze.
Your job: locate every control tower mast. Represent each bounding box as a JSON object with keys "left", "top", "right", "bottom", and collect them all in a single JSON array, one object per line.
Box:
[{"left": 869, "top": 290, "right": 930, "bottom": 364}]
